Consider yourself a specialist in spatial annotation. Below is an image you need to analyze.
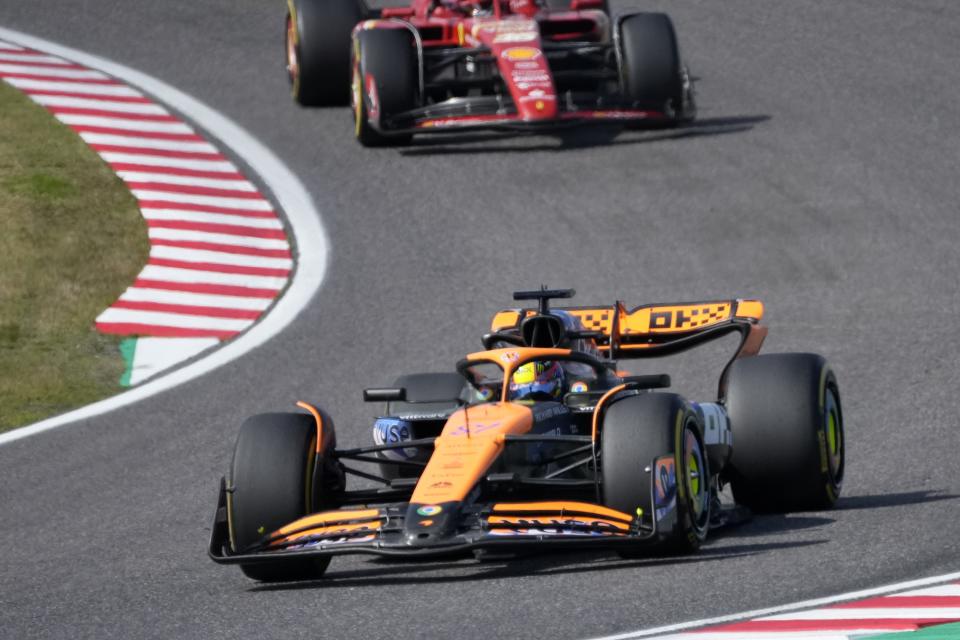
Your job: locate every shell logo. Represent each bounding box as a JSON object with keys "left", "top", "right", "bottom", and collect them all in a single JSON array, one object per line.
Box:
[{"left": 502, "top": 47, "right": 541, "bottom": 61}]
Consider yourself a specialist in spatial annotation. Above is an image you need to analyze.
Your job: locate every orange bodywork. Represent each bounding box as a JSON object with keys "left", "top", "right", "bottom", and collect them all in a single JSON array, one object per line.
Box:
[
  {"left": 410, "top": 401, "right": 533, "bottom": 504},
  {"left": 296, "top": 400, "right": 326, "bottom": 454},
  {"left": 491, "top": 501, "right": 633, "bottom": 522},
  {"left": 268, "top": 508, "right": 384, "bottom": 547}
]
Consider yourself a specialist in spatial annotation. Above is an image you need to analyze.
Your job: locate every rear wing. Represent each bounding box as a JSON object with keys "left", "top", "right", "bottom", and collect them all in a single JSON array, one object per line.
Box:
[{"left": 490, "top": 299, "right": 767, "bottom": 361}]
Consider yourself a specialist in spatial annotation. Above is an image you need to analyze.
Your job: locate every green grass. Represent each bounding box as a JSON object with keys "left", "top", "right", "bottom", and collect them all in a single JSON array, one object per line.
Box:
[{"left": 0, "top": 80, "right": 148, "bottom": 432}]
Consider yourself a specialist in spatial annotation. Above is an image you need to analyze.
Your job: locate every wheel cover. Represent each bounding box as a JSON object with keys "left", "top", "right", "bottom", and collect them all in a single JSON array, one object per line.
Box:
[
  {"left": 824, "top": 386, "right": 843, "bottom": 480},
  {"left": 683, "top": 427, "right": 708, "bottom": 523},
  {"left": 285, "top": 16, "right": 299, "bottom": 86}
]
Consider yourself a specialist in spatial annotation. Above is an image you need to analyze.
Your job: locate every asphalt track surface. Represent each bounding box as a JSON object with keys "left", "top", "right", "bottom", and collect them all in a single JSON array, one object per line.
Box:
[{"left": 1, "top": 2, "right": 959, "bottom": 638}]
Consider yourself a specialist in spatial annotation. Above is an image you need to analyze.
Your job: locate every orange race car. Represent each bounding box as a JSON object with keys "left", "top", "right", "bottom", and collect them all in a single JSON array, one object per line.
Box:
[{"left": 209, "top": 289, "right": 844, "bottom": 581}]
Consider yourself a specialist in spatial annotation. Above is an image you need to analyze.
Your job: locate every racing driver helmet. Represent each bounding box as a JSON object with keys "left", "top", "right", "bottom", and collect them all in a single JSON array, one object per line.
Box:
[{"left": 509, "top": 360, "right": 565, "bottom": 401}]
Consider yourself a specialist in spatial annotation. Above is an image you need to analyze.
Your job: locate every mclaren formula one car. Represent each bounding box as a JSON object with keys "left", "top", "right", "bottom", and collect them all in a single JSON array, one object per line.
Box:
[
  {"left": 209, "top": 289, "right": 845, "bottom": 581},
  {"left": 284, "top": 0, "right": 695, "bottom": 145}
]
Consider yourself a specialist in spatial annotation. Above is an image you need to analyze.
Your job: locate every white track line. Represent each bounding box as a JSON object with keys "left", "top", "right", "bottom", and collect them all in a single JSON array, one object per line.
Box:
[
  {"left": 0, "top": 26, "right": 327, "bottom": 446},
  {"left": 586, "top": 571, "right": 960, "bottom": 640}
]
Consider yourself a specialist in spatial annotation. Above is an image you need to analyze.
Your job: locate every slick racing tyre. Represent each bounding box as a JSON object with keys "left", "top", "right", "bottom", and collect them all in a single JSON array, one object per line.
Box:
[
  {"left": 725, "top": 353, "right": 845, "bottom": 513},
  {"left": 618, "top": 13, "right": 684, "bottom": 119},
  {"left": 286, "top": 0, "right": 368, "bottom": 105},
  {"left": 229, "top": 413, "right": 331, "bottom": 581},
  {"left": 351, "top": 28, "right": 418, "bottom": 146},
  {"left": 601, "top": 393, "right": 711, "bottom": 556}
]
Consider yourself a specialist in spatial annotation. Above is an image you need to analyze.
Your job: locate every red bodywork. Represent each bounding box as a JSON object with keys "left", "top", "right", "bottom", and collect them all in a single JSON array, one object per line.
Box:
[{"left": 351, "top": 0, "right": 677, "bottom": 133}]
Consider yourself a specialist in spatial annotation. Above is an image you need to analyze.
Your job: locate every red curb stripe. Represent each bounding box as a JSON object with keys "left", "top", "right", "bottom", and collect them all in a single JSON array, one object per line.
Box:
[
  {"left": 0, "top": 57, "right": 86, "bottom": 69},
  {"left": 95, "top": 322, "right": 240, "bottom": 339},
  {"left": 148, "top": 257, "right": 290, "bottom": 277},
  {"left": 836, "top": 596, "right": 960, "bottom": 608},
  {"left": 46, "top": 106, "right": 178, "bottom": 121},
  {"left": 699, "top": 619, "right": 923, "bottom": 632},
  {"left": 133, "top": 279, "right": 279, "bottom": 298},
  {"left": 0, "top": 72, "right": 118, "bottom": 84},
  {"left": 109, "top": 162, "right": 244, "bottom": 180},
  {"left": 23, "top": 89, "right": 150, "bottom": 102},
  {"left": 112, "top": 299, "right": 262, "bottom": 320},
  {"left": 90, "top": 144, "right": 223, "bottom": 160},
  {"left": 150, "top": 239, "right": 291, "bottom": 259},
  {"left": 146, "top": 220, "right": 285, "bottom": 238},
  {"left": 68, "top": 125, "right": 202, "bottom": 141},
  {"left": 138, "top": 200, "right": 276, "bottom": 218},
  {"left": 126, "top": 181, "right": 262, "bottom": 199}
]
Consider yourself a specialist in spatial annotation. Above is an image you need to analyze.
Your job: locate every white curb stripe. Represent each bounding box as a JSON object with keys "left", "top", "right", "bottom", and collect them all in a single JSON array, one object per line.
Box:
[
  {"left": 30, "top": 93, "right": 169, "bottom": 114},
  {"left": 149, "top": 245, "right": 293, "bottom": 270},
  {"left": 147, "top": 227, "right": 289, "bottom": 249},
  {"left": 131, "top": 190, "right": 273, "bottom": 210},
  {"left": 142, "top": 209, "right": 283, "bottom": 230},
  {"left": 99, "top": 152, "right": 237, "bottom": 172},
  {"left": 79, "top": 131, "right": 216, "bottom": 153},
  {"left": 96, "top": 308, "right": 253, "bottom": 332},
  {"left": 57, "top": 114, "right": 192, "bottom": 133},
  {"left": 117, "top": 172, "right": 256, "bottom": 191},
  {"left": 137, "top": 264, "right": 287, "bottom": 289},
  {"left": 893, "top": 584, "right": 960, "bottom": 597},
  {"left": 0, "top": 42, "right": 24, "bottom": 50},
  {"left": 120, "top": 288, "right": 272, "bottom": 311},
  {"left": 7, "top": 77, "right": 142, "bottom": 96},
  {"left": 0, "top": 63, "right": 107, "bottom": 78}
]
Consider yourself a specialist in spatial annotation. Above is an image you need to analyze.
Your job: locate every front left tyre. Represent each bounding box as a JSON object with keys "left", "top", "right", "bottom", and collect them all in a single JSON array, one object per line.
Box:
[{"left": 601, "top": 393, "right": 711, "bottom": 556}]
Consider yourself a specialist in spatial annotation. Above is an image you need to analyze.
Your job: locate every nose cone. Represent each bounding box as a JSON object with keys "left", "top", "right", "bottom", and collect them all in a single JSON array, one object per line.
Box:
[{"left": 403, "top": 502, "right": 459, "bottom": 546}]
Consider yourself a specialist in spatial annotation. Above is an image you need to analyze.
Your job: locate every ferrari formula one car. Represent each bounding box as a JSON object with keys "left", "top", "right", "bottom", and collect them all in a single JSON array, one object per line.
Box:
[
  {"left": 284, "top": 0, "right": 695, "bottom": 145},
  {"left": 209, "top": 289, "right": 844, "bottom": 581}
]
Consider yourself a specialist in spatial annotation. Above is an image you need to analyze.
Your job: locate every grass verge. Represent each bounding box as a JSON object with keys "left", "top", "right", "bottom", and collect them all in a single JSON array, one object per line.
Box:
[{"left": 0, "top": 80, "right": 148, "bottom": 433}]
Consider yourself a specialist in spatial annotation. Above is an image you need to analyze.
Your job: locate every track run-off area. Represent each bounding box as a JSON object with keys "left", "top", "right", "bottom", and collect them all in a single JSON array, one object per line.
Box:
[{"left": 1, "top": 2, "right": 959, "bottom": 639}]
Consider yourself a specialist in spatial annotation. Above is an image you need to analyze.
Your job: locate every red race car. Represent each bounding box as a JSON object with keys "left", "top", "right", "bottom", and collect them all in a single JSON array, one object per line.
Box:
[{"left": 284, "top": 0, "right": 695, "bottom": 145}]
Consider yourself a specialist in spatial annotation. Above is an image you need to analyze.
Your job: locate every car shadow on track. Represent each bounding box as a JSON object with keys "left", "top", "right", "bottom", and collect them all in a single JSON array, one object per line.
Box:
[
  {"left": 395, "top": 114, "right": 770, "bottom": 156},
  {"left": 247, "top": 538, "right": 824, "bottom": 592},
  {"left": 834, "top": 490, "right": 960, "bottom": 510}
]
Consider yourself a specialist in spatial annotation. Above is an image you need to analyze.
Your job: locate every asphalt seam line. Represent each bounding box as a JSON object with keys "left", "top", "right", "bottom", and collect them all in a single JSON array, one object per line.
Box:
[{"left": 0, "top": 26, "right": 327, "bottom": 446}]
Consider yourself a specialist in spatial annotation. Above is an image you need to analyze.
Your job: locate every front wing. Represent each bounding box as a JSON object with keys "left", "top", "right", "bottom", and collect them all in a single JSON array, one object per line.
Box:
[{"left": 208, "top": 479, "right": 676, "bottom": 564}]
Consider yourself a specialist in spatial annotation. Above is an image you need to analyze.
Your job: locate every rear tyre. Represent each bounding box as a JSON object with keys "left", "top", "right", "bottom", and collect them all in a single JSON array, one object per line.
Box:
[
  {"left": 351, "top": 28, "right": 418, "bottom": 146},
  {"left": 285, "top": 0, "right": 368, "bottom": 106},
  {"left": 601, "top": 393, "right": 710, "bottom": 557},
  {"left": 229, "top": 413, "right": 331, "bottom": 581},
  {"left": 618, "top": 13, "right": 684, "bottom": 118},
  {"left": 726, "top": 354, "right": 844, "bottom": 513}
]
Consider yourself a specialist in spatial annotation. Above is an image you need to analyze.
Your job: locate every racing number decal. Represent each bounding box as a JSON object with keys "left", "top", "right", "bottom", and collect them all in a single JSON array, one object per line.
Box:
[{"left": 649, "top": 304, "right": 730, "bottom": 332}]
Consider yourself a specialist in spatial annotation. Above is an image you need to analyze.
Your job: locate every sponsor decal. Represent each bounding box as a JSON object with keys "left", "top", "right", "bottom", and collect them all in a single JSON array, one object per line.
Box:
[
  {"left": 654, "top": 455, "right": 677, "bottom": 522},
  {"left": 500, "top": 350, "right": 520, "bottom": 364},
  {"left": 365, "top": 73, "right": 379, "bottom": 122},
  {"left": 487, "top": 517, "right": 625, "bottom": 537},
  {"left": 373, "top": 417, "right": 418, "bottom": 459},
  {"left": 288, "top": 534, "right": 376, "bottom": 549},
  {"left": 429, "top": 481, "right": 453, "bottom": 489},
  {"left": 419, "top": 519, "right": 434, "bottom": 527},
  {"left": 417, "top": 505, "right": 442, "bottom": 516},
  {"left": 478, "top": 386, "right": 494, "bottom": 401},
  {"left": 494, "top": 31, "right": 537, "bottom": 43},
  {"left": 570, "top": 381, "right": 589, "bottom": 393},
  {"left": 442, "top": 459, "right": 464, "bottom": 469},
  {"left": 501, "top": 47, "right": 541, "bottom": 62},
  {"left": 449, "top": 420, "right": 502, "bottom": 436}
]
